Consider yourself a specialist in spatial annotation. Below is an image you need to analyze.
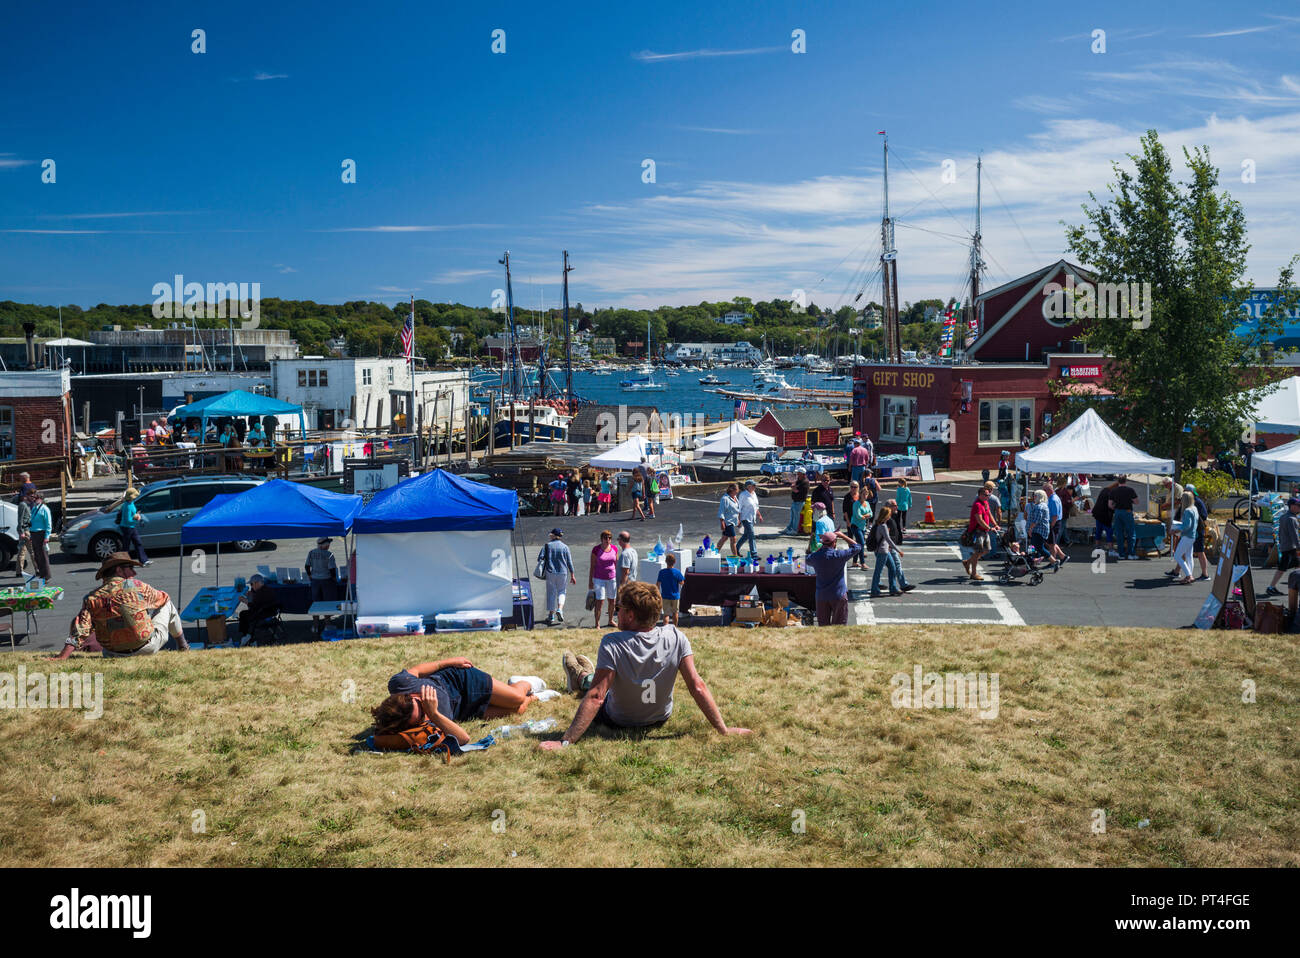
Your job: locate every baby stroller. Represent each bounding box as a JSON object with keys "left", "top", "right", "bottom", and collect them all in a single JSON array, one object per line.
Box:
[{"left": 995, "top": 528, "right": 1046, "bottom": 586}]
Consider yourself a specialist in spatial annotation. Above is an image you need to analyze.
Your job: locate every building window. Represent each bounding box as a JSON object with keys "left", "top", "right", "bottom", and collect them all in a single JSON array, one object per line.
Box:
[
  {"left": 387, "top": 366, "right": 394, "bottom": 384},
  {"left": 978, "top": 399, "right": 1034, "bottom": 444},
  {"left": 297, "top": 370, "right": 307, "bottom": 387},
  {"left": 0, "top": 406, "right": 13, "bottom": 461},
  {"left": 319, "top": 369, "right": 328, "bottom": 387},
  {"left": 362, "top": 368, "right": 372, "bottom": 386},
  {"left": 307, "top": 370, "right": 317, "bottom": 387},
  {"left": 880, "top": 396, "right": 918, "bottom": 442}
]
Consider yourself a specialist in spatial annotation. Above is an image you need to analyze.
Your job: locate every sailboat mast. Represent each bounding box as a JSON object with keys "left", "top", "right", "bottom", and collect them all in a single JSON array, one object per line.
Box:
[
  {"left": 879, "top": 132, "right": 901, "bottom": 364},
  {"left": 563, "top": 250, "right": 573, "bottom": 410},
  {"left": 499, "top": 251, "right": 519, "bottom": 446},
  {"left": 967, "top": 154, "right": 985, "bottom": 352}
]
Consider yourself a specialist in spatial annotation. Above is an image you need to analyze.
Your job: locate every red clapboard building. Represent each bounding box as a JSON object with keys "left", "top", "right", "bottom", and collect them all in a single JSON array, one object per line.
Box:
[
  {"left": 853, "top": 260, "right": 1115, "bottom": 471},
  {"left": 1, "top": 369, "right": 74, "bottom": 483},
  {"left": 754, "top": 407, "right": 841, "bottom": 449}
]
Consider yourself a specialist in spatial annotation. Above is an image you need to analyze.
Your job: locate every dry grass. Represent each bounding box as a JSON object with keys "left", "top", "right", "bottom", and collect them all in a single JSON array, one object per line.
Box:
[{"left": 1, "top": 623, "right": 1297, "bottom": 867}]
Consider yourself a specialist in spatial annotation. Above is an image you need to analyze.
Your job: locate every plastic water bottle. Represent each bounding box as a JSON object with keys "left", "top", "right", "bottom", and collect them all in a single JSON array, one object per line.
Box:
[
  {"left": 522, "top": 718, "right": 558, "bottom": 734},
  {"left": 495, "top": 723, "right": 519, "bottom": 739}
]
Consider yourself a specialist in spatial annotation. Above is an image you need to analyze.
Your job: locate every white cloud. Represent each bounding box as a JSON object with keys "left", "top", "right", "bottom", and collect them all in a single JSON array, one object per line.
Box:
[
  {"left": 634, "top": 46, "right": 784, "bottom": 62},
  {"left": 253, "top": 72, "right": 288, "bottom": 80}
]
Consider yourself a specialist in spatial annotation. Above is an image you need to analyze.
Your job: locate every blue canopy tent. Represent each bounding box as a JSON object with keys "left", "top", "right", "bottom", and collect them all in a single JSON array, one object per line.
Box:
[
  {"left": 171, "top": 388, "right": 307, "bottom": 440},
  {"left": 177, "top": 480, "right": 363, "bottom": 644},
  {"left": 353, "top": 468, "right": 517, "bottom": 533},
  {"left": 353, "top": 470, "right": 521, "bottom": 622}
]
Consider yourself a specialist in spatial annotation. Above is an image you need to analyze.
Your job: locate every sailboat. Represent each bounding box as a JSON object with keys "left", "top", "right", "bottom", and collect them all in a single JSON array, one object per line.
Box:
[{"left": 622, "top": 319, "right": 667, "bottom": 390}]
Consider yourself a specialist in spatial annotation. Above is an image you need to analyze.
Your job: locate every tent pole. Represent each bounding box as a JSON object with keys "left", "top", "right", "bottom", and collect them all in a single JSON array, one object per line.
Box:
[{"left": 177, "top": 535, "right": 185, "bottom": 648}]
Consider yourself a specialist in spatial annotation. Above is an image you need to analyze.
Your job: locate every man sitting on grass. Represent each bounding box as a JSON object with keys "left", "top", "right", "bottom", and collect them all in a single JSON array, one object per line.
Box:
[
  {"left": 52, "top": 552, "right": 188, "bottom": 659},
  {"left": 541, "top": 581, "right": 750, "bottom": 750}
]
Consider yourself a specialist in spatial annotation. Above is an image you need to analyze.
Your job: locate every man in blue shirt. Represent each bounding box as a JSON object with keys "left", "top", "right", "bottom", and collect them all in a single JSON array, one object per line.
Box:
[
  {"left": 1042, "top": 481, "right": 1068, "bottom": 565},
  {"left": 805, "top": 531, "right": 862, "bottom": 625},
  {"left": 656, "top": 553, "right": 685, "bottom": 625}
]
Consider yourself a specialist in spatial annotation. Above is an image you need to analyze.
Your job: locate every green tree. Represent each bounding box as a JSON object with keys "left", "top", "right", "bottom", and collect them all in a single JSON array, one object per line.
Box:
[{"left": 1064, "top": 129, "right": 1298, "bottom": 494}]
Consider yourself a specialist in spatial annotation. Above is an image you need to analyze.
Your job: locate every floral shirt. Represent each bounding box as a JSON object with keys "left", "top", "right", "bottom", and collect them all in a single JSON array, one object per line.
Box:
[{"left": 70, "top": 576, "right": 169, "bottom": 653}]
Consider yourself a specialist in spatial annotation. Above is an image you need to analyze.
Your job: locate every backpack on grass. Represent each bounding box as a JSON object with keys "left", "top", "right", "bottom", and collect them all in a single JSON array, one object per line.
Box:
[{"left": 368, "top": 721, "right": 455, "bottom": 763}]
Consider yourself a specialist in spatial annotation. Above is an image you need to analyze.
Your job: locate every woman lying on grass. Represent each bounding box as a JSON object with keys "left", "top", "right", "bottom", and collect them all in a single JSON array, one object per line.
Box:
[{"left": 372, "top": 658, "right": 546, "bottom": 746}]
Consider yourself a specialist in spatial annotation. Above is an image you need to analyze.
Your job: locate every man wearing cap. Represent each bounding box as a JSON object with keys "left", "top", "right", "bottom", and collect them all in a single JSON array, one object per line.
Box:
[
  {"left": 809, "top": 501, "right": 835, "bottom": 552},
  {"left": 805, "top": 530, "right": 862, "bottom": 625},
  {"left": 1266, "top": 497, "right": 1300, "bottom": 595},
  {"left": 537, "top": 528, "right": 576, "bottom": 626},
  {"left": 737, "top": 479, "right": 763, "bottom": 561},
  {"left": 52, "top": 553, "right": 188, "bottom": 659},
  {"left": 306, "top": 536, "right": 339, "bottom": 632},
  {"left": 810, "top": 471, "right": 836, "bottom": 521}
]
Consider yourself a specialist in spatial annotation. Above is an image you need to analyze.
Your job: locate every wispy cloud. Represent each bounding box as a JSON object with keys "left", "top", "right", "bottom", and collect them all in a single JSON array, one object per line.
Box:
[
  {"left": 316, "top": 224, "right": 499, "bottom": 233},
  {"left": 428, "top": 268, "right": 493, "bottom": 284},
  {"left": 1189, "top": 24, "right": 1279, "bottom": 38},
  {"left": 274, "top": 264, "right": 297, "bottom": 273},
  {"left": 253, "top": 72, "right": 288, "bottom": 80},
  {"left": 0, "top": 153, "right": 33, "bottom": 169},
  {"left": 634, "top": 46, "right": 784, "bottom": 62},
  {"left": 375, "top": 286, "right": 418, "bottom": 293}
]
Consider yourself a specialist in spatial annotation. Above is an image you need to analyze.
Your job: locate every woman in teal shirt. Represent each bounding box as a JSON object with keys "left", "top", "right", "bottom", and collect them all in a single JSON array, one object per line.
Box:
[
  {"left": 895, "top": 479, "right": 913, "bottom": 531},
  {"left": 27, "top": 492, "right": 54, "bottom": 580}
]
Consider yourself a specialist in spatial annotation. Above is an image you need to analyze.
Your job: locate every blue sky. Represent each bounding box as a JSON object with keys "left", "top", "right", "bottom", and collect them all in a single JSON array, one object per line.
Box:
[{"left": 2, "top": 0, "right": 1299, "bottom": 312}]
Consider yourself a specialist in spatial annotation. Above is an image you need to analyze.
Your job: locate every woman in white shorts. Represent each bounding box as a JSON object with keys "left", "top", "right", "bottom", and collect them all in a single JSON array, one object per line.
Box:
[{"left": 589, "top": 530, "right": 620, "bottom": 628}]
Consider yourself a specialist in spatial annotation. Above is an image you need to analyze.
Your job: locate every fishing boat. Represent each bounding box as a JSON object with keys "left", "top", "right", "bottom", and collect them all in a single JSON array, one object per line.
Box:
[
  {"left": 698, "top": 373, "right": 729, "bottom": 385},
  {"left": 492, "top": 401, "right": 572, "bottom": 444},
  {"left": 622, "top": 380, "right": 668, "bottom": 392}
]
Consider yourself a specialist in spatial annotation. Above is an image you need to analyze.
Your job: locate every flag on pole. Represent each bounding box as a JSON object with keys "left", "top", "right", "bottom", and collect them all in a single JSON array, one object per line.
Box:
[
  {"left": 401, "top": 297, "right": 415, "bottom": 360},
  {"left": 734, "top": 399, "right": 747, "bottom": 418}
]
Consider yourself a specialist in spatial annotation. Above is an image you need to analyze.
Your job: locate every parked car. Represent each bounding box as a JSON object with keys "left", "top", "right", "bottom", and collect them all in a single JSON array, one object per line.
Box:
[{"left": 60, "top": 475, "right": 266, "bottom": 561}]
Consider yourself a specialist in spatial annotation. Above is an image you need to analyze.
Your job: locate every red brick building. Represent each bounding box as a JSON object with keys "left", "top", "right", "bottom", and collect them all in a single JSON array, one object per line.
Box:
[
  {"left": 1, "top": 370, "right": 74, "bottom": 484},
  {"left": 853, "top": 260, "right": 1115, "bottom": 470},
  {"left": 754, "top": 408, "right": 841, "bottom": 448}
]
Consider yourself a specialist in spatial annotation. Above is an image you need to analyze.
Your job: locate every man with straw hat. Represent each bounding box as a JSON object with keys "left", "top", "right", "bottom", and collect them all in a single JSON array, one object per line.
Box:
[{"left": 51, "top": 552, "right": 188, "bottom": 659}]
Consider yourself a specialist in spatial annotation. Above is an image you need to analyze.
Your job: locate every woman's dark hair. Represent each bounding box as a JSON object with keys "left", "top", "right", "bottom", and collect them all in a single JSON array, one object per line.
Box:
[{"left": 371, "top": 693, "right": 416, "bottom": 734}]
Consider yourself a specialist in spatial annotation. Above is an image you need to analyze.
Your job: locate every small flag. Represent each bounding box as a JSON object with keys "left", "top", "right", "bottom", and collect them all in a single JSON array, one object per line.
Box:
[
  {"left": 734, "top": 399, "right": 747, "bottom": 418},
  {"left": 401, "top": 297, "right": 415, "bottom": 360}
]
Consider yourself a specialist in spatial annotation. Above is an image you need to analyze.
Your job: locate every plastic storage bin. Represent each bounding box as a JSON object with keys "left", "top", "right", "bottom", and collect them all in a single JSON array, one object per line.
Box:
[{"left": 434, "top": 610, "right": 503, "bottom": 633}]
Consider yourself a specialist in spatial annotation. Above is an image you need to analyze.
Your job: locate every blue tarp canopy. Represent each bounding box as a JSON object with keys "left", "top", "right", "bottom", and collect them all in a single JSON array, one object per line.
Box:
[
  {"left": 171, "top": 388, "right": 307, "bottom": 438},
  {"left": 354, "top": 469, "right": 518, "bottom": 533},
  {"left": 182, "top": 479, "right": 363, "bottom": 543}
]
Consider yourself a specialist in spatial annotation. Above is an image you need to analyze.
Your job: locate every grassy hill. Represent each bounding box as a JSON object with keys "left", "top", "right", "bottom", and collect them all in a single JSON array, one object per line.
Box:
[{"left": 2, "top": 623, "right": 1296, "bottom": 867}]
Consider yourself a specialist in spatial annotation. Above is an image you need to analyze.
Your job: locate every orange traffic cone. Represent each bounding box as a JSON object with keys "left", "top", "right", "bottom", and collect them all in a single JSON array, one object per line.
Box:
[{"left": 923, "top": 495, "right": 936, "bottom": 524}]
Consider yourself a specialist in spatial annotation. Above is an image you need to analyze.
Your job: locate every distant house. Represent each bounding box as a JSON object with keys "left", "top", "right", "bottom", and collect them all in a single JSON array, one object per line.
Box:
[
  {"left": 754, "top": 407, "right": 841, "bottom": 449},
  {"left": 720, "top": 311, "right": 752, "bottom": 325},
  {"left": 568, "top": 404, "right": 664, "bottom": 444},
  {"left": 666, "top": 341, "right": 763, "bottom": 365}
]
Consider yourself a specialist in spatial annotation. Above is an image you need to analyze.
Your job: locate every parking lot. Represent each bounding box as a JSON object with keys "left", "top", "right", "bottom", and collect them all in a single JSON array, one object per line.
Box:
[{"left": 4, "top": 478, "right": 1237, "bottom": 653}]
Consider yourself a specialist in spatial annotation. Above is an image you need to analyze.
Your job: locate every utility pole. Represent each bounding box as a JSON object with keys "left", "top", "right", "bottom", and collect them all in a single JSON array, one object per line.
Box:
[{"left": 967, "top": 154, "right": 986, "bottom": 348}]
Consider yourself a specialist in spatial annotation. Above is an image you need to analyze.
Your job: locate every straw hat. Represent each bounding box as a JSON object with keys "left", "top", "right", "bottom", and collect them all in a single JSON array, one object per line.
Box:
[{"left": 95, "top": 551, "right": 137, "bottom": 580}]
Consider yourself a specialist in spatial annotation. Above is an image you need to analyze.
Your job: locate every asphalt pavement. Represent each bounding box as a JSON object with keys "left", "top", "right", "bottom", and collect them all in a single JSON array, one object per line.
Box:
[{"left": 2, "top": 479, "right": 1243, "bottom": 652}]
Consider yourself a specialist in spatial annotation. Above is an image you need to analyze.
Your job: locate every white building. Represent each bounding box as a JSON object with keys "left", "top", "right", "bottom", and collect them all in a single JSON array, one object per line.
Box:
[
  {"left": 271, "top": 358, "right": 470, "bottom": 432},
  {"left": 666, "top": 341, "right": 764, "bottom": 365},
  {"left": 720, "top": 311, "right": 752, "bottom": 325}
]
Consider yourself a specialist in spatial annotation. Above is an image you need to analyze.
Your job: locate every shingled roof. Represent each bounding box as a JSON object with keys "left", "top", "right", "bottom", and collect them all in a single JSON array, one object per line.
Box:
[
  {"left": 761, "top": 407, "right": 841, "bottom": 431},
  {"left": 568, "top": 404, "right": 663, "bottom": 443}
]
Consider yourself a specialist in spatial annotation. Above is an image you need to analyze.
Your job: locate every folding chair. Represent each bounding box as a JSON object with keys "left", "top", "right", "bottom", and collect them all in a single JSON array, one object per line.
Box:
[{"left": 0, "top": 605, "right": 16, "bottom": 650}]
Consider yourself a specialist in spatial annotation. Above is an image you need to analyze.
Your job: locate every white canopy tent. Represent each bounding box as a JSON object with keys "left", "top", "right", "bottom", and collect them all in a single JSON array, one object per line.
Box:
[
  {"left": 1249, "top": 438, "right": 1300, "bottom": 489},
  {"left": 1015, "top": 408, "right": 1174, "bottom": 475},
  {"left": 695, "top": 420, "right": 775, "bottom": 455},
  {"left": 1246, "top": 376, "right": 1300, "bottom": 434},
  {"left": 1016, "top": 408, "right": 1174, "bottom": 515},
  {"left": 589, "top": 434, "right": 653, "bottom": 470}
]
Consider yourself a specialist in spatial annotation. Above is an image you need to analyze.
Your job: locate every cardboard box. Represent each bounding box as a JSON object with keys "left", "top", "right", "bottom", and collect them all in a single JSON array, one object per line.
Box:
[
  {"left": 735, "top": 604, "right": 765, "bottom": 623},
  {"left": 771, "top": 591, "right": 791, "bottom": 610}
]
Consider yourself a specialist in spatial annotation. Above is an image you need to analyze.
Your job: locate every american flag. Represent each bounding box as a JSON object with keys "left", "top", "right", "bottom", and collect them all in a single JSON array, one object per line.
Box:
[
  {"left": 734, "top": 399, "right": 747, "bottom": 418},
  {"left": 401, "top": 297, "right": 415, "bottom": 360}
]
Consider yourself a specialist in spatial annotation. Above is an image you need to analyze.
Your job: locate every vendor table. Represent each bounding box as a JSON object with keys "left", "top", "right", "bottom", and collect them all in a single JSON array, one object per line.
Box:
[
  {"left": 180, "top": 586, "right": 241, "bottom": 644},
  {"left": 1134, "top": 520, "right": 1167, "bottom": 555},
  {"left": 0, "top": 585, "right": 64, "bottom": 635},
  {"left": 678, "top": 571, "right": 816, "bottom": 614}
]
